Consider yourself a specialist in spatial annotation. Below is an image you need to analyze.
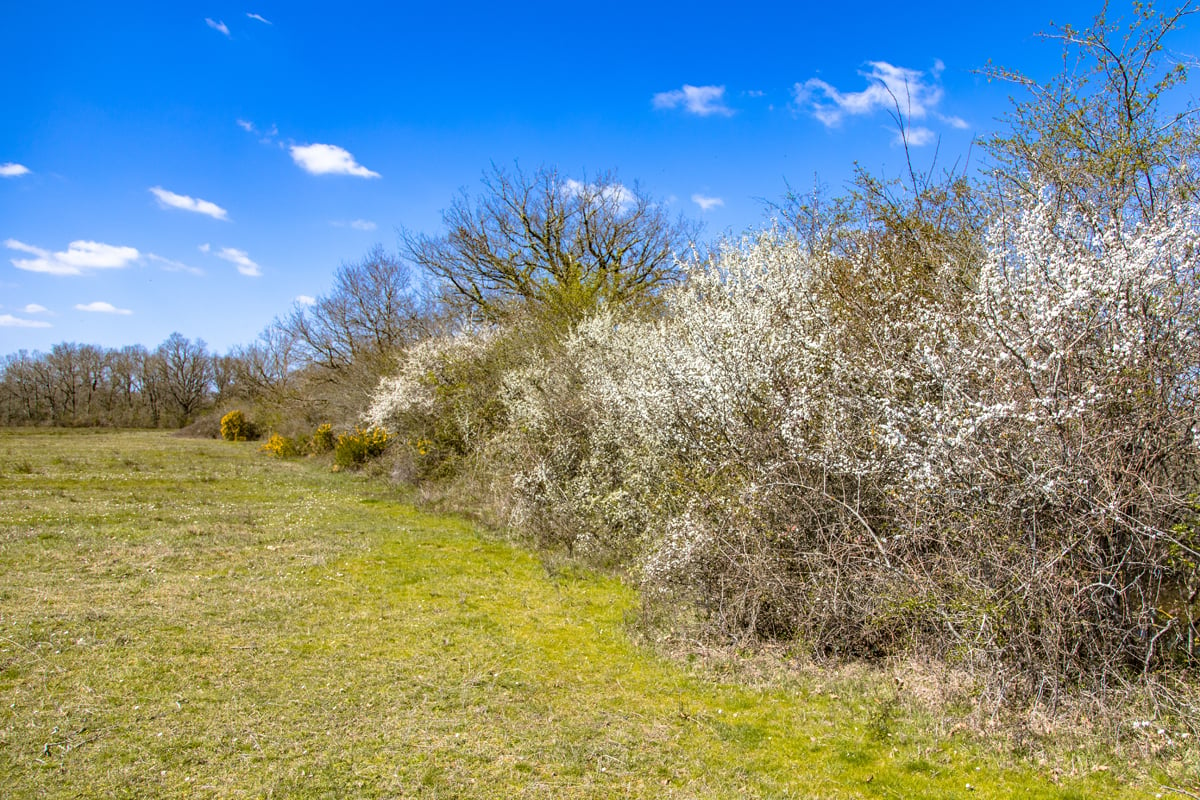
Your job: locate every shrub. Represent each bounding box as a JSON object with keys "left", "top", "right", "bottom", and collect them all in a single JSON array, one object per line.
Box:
[
  {"left": 220, "top": 410, "right": 255, "bottom": 442},
  {"left": 310, "top": 423, "right": 335, "bottom": 454},
  {"left": 364, "top": 327, "right": 508, "bottom": 479},
  {"left": 486, "top": 199, "right": 1200, "bottom": 703},
  {"left": 334, "top": 427, "right": 391, "bottom": 469},
  {"left": 260, "top": 433, "right": 302, "bottom": 458}
]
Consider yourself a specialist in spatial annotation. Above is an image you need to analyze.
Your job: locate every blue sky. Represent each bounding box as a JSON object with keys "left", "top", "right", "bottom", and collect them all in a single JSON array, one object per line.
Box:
[{"left": 1, "top": 1, "right": 1185, "bottom": 354}]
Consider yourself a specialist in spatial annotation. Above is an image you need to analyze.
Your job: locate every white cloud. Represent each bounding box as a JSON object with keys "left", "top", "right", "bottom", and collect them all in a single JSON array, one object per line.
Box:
[
  {"left": 246, "top": 12, "right": 272, "bottom": 24},
  {"left": 1, "top": 162, "right": 31, "bottom": 178},
  {"left": 332, "top": 219, "right": 379, "bottom": 231},
  {"left": 938, "top": 113, "right": 970, "bottom": 130},
  {"left": 21, "top": 304, "right": 49, "bottom": 314},
  {"left": 0, "top": 314, "right": 51, "bottom": 329},
  {"left": 561, "top": 178, "right": 635, "bottom": 209},
  {"left": 900, "top": 126, "right": 937, "bottom": 147},
  {"left": 295, "top": 295, "right": 316, "bottom": 307},
  {"left": 795, "top": 61, "right": 950, "bottom": 137},
  {"left": 149, "top": 186, "right": 229, "bottom": 221},
  {"left": 290, "top": 143, "right": 380, "bottom": 178},
  {"left": 199, "top": 243, "right": 211, "bottom": 253},
  {"left": 691, "top": 194, "right": 725, "bottom": 212},
  {"left": 146, "top": 253, "right": 204, "bottom": 276},
  {"left": 216, "top": 247, "right": 262, "bottom": 277},
  {"left": 237, "top": 119, "right": 280, "bottom": 145},
  {"left": 206, "top": 18, "right": 230, "bottom": 36},
  {"left": 5, "top": 238, "right": 140, "bottom": 276},
  {"left": 653, "top": 85, "right": 734, "bottom": 117},
  {"left": 75, "top": 301, "right": 132, "bottom": 315}
]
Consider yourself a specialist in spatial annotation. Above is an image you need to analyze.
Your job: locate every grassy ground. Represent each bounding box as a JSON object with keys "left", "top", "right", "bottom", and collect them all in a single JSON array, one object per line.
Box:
[{"left": 0, "top": 428, "right": 1186, "bottom": 798}]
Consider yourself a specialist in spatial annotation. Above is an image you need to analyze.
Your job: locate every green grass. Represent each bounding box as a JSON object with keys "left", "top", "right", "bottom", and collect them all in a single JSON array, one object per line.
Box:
[{"left": 0, "top": 428, "right": 1181, "bottom": 797}]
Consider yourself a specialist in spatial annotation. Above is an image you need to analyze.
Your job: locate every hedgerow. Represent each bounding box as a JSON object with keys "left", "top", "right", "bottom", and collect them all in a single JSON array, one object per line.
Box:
[{"left": 362, "top": 2, "right": 1200, "bottom": 726}]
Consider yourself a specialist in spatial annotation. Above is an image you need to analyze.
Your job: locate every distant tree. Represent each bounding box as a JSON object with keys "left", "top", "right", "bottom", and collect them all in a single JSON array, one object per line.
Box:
[
  {"left": 283, "top": 245, "right": 428, "bottom": 377},
  {"left": 46, "top": 343, "right": 83, "bottom": 423},
  {"left": 157, "top": 333, "right": 211, "bottom": 424},
  {"left": 137, "top": 347, "right": 166, "bottom": 428},
  {"left": 75, "top": 344, "right": 108, "bottom": 424},
  {"left": 108, "top": 345, "right": 146, "bottom": 426},
  {"left": 209, "top": 353, "right": 239, "bottom": 405},
  {"left": 0, "top": 351, "right": 46, "bottom": 424},
  {"left": 403, "top": 164, "right": 698, "bottom": 326},
  {"left": 232, "top": 325, "right": 301, "bottom": 403}
]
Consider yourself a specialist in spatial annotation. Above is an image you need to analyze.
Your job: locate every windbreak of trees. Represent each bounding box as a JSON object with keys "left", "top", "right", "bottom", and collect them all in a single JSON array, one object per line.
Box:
[
  {"left": 0, "top": 334, "right": 217, "bottom": 428},
  {"left": 0, "top": 246, "right": 434, "bottom": 432}
]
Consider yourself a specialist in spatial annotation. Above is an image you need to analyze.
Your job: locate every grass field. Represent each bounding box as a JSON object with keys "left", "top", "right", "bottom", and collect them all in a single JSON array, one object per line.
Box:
[{"left": 0, "top": 429, "right": 1186, "bottom": 797}]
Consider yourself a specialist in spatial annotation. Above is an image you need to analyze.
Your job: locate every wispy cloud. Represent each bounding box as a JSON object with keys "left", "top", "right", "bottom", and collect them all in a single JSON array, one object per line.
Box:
[
  {"left": 22, "top": 303, "right": 49, "bottom": 314},
  {"left": 146, "top": 253, "right": 204, "bottom": 276},
  {"left": 1, "top": 162, "right": 31, "bottom": 178},
  {"left": 198, "top": 243, "right": 211, "bottom": 254},
  {"left": 75, "top": 301, "right": 132, "bottom": 315},
  {"left": 691, "top": 194, "right": 725, "bottom": 212},
  {"left": 561, "top": 178, "right": 636, "bottom": 210},
  {"left": 653, "top": 85, "right": 734, "bottom": 117},
  {"left": 295, "top": 295, "right": 316, "bottom": 307},
  {"left": 0, "top": 314, "right": 51, "bottom": 328},
  {"left": 290, "top": 143, "right": 380, "bottom": 178},
  {"left": 794, "top": 60, "right": 957, "bottom": 145},
  {"left": 149, "top": 186, "right": 229, "bottom": 221},
  {"left": 901, "top": 127, "right": 937, "bottom": 147},
  {"left": 332, "top": 219, "right": 378, "bottom": 231},
  {"left": 237, "top": 119, "right": 280, "bottom": 144},
  {"left": 216, "top": 247, "right": 261, "bottom": 277},
  {"left": 205, "top": 18, "right": 230, "bottom": 36},
  {"left": 246, "top": 12, "right": 272, "bottom": 24},
  {"left": 6, "top": 239, "right": 140, "bottom": 276}
]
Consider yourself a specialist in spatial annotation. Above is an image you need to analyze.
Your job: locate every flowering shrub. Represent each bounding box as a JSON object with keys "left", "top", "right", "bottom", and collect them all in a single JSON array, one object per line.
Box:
[
  {"left": 260, "top": 432, "right": 302, "bottom": 458},
  {"left": 364, "top": 327, "right": 507, "bottom": 478},
  {"left": 333, "top": 427, "right": 391, "bottom": 469},
  {"left": 366, "top": 177, "right": 1199, "bottom": 710},
  {"left": 473, "top": 199, "right": 1200, "bottom": 698},
  {"left": 220, "top": 410, "right": 249, "bottom": 441},
  {"left": 310, "top": 423, "right": 335, "bottom": 454}
]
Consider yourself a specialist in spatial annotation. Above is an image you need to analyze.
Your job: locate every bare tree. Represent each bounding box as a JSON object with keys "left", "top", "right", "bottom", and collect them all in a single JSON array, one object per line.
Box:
[
  {"left": 284, "top": 245, "right": 427, "bottom": 377},
  {"left": 403, "top": 164, "right": 698, "bottom": 325},
  {"left": 157, "top": 333, "right": 211, "bottom": 424},
  {"left": 232, "top": 324, "right": 301, "bottom": 403}
]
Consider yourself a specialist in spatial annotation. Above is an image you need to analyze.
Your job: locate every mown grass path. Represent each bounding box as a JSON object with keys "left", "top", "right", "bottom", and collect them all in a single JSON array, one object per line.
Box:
[{"left": 0, "top": 430, "right": 1146, "bottom": 797}]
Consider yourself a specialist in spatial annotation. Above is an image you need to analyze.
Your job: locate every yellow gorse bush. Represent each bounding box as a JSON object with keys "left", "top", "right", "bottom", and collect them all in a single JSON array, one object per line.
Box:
[
  {"left": 334, "top": 426, "right": 391, "bottom": 469},
  {"left": 259, "top": 433, "right": 300, "bottom": 458},
  {"left": 220, "top": 410, "right": 253, "bottom": 442},
  {"left": 311, "top": 423, "right": 335, "bottom": 454}
]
